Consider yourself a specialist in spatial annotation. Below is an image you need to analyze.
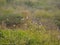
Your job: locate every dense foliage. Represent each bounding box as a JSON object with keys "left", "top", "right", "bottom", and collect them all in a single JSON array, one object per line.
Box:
[
  {"left": 0, "top": 29, "right": 60, "bottom": 45},
  {"left": 0, "top": 0, "right": 60, "bottom": 45}
]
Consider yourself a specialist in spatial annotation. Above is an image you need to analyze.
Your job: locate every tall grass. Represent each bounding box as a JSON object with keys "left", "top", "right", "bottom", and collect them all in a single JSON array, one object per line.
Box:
[{"left": 0, "top": 29, "right": 60, "bottom": 45}]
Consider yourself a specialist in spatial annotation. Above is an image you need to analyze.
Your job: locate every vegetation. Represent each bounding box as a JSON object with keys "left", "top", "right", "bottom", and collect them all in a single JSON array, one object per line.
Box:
[
  {"left": 0, "top": 0, "right": 60, "bottom": 45},
  {"left": 0, "top": 29, "right": 60, "bottom": 45}
]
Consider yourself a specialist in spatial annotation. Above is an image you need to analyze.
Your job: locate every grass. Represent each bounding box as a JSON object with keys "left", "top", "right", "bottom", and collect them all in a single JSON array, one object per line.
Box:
[
  {"left": 0, "top": 29, "right": 60, "bottom": 45},
  {"left": 0, "top": 0, "right": 60, "bottom": 45}
]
